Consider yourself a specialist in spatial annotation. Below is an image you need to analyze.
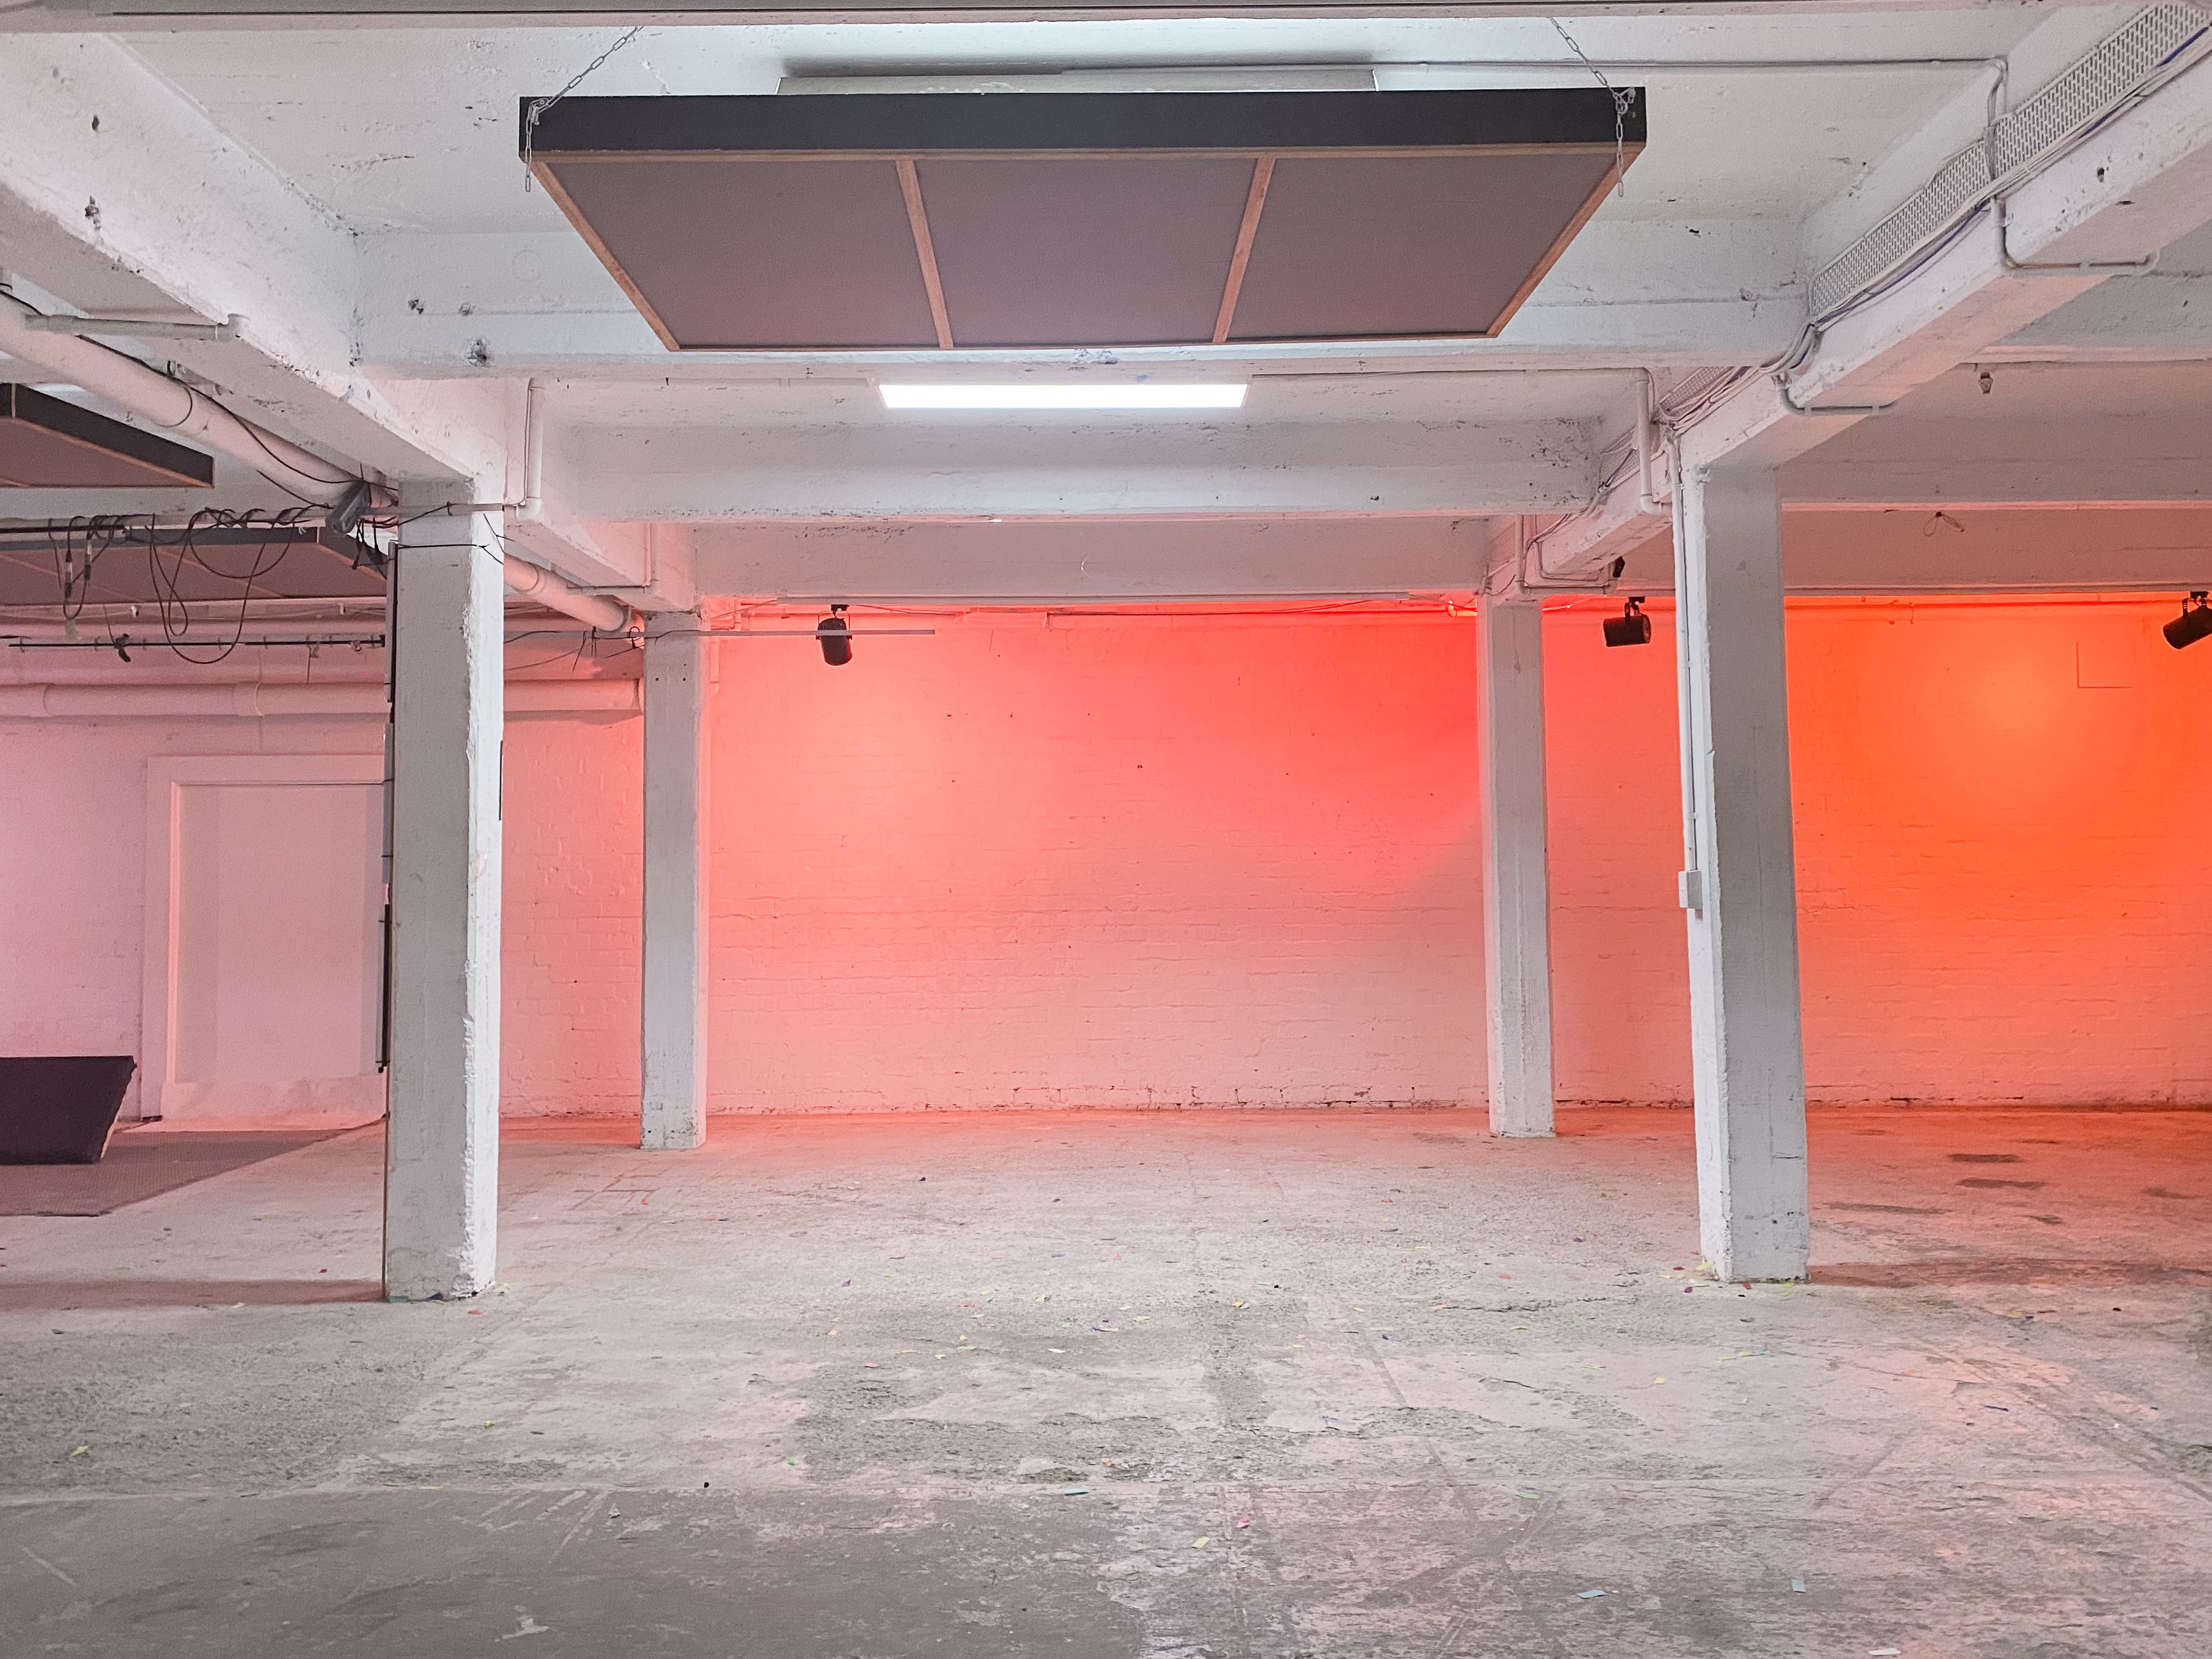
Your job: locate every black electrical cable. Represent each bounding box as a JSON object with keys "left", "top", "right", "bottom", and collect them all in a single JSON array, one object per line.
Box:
[{"left": 137, "top": 508, "right": 317, "bottom": 665}]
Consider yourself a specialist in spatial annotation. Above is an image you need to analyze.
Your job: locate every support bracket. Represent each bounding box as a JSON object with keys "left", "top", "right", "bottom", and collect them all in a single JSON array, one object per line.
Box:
[
  {"left": 1994, "top": 195, "right": 2159, "bottom": 278},
  {"left": 1774, "top": 380, "right": 1901, "bottom": 419},
  {"left": 20, "top": 312, "right": 245, "bottom": 343}
]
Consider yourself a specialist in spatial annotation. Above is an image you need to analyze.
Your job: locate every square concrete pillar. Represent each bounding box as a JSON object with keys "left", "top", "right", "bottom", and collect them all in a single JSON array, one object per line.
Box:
[
  {"left": 1675, "top": 461, "right": 1810, "bottom": 1281},
  {"left": 383, "top": 505, "right": 504, "bottom": 1301},
  {"left": 641, "top": 621, "right": 711, "bottom": 1149},
  {"left": 1479, "top": 590, "right": 1555, "bottom": 1138}
]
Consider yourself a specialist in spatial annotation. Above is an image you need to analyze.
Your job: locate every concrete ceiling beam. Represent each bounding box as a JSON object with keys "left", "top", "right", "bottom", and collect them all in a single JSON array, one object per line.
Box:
[
  {"left": 0, "top": 38, "right": 696, "bottom": 612},
  {"left": 1987, "top": 271, "right": 2212, "bottom": 361},
  {"left": 1691, "top": 43, "right": 2212, "bottom": 478},
  {"left": 553, "top": 416, "right": 1598, "bottom": 520},
  {"left": 1782, "top": 447, "right": 2212, "bottom": 507},
  {"left": 1539, "top": 17, "right": 2212, "bottom": 579},
  {"left": 1601, "top": 501, "right": 2212, "bottom": 596},
  {"left": 688, "top": 515, "right": 1491, "bottom": 602},
  {"left": 0, "top": 1, "right": 2034, "bottom": 29},
  {"left": 0, "top": 35, "right": 505, "bottom": 490}
]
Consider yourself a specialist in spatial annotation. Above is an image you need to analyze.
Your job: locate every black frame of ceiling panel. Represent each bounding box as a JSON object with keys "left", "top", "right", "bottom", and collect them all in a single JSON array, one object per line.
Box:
[
  {"left": 0, "top": 384, "right": 215, "bottom": 489},
  {"left": 519, "top": 88, "right": 1644, "bottom": 158}
]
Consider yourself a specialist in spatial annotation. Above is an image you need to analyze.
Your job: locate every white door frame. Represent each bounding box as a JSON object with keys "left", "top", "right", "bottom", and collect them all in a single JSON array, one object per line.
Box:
[{"left": 139, "top": 754, "right": 386, "bottom": 1122}]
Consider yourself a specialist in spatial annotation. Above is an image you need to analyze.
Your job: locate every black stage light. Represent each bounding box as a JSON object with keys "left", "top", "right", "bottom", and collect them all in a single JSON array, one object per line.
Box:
[
  {"left": 2164, "top": 592, "right": 2212, "bottom": 650},
  {"left": 1603, "top": 596, "right": 1652, "bottom": 648},
  {"left": 817, "top": 604, "right": 853, "bottom": 666}
]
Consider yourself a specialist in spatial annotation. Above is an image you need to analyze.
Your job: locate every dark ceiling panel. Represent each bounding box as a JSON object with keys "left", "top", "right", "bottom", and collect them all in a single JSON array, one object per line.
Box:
[
  {"left": 542, "top": 156, "right": 939, "bottom": 349},
  {"left": 917, "top": 157, "right": 1255, "bottom": 347},
  {"left": 1228, "top": 150, "right": 1623, "bottom": 341},
  {"left": 0, "top": 528, "right": 384, "bottom": 608},
  {"left": 524, "top": 90, "right": 1642, "bottom": 351},
  {"left": 0, "top": 550, "right": 134, "bottom": 608},
  {"left": 0, "top": 385, "right": 214, "bottom": 489}
]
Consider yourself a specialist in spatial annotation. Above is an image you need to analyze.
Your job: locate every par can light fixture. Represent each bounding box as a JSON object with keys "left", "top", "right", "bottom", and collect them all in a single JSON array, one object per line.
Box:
[
  {"left": 2165, "top": 591, "right": 2212, "bottom": 650},
  {"left": 817, "top": 604, "right": 854, "bottom": 666},
  {"left": 1603, "top": 596, "right": 1652, "bottom": 648},
  {"left": 879, "top": 383, "right": 1247, "bottom": 411}
]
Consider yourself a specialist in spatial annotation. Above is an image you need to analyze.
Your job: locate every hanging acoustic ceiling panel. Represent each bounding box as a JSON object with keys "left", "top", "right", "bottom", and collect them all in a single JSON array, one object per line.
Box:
[
  {"left": 0, "top": 524, "right": 385, "bottom": 608},
  {"left": 523, "top": 90, "right": 1643, "bottom": 351},
  {"left": 0, "top": 384, "right": 214, "bottom": 488}
]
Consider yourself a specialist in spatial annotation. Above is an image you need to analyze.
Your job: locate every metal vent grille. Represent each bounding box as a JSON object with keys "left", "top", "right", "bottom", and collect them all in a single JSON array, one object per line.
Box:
[
  {"left": 1992, "top": 2, "right": 2210, "bottom": 173},
  {"left": 1810, "top": 4, "right": 2211, "bottom": 316}
]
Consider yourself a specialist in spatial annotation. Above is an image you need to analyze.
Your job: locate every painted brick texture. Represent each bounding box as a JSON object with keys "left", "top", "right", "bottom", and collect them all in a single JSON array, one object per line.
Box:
[{"left": 6, "top": 597, "right": 2210, "bottom": 1117}]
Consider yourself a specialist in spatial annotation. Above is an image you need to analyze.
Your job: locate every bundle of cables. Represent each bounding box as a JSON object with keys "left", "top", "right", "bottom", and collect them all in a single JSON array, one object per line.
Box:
[{"left": 42, "top": 506, "right": 347, "bottom": 664}]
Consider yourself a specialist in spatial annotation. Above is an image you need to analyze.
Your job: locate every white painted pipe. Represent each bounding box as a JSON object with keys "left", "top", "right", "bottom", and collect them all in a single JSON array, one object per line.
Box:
[
  {"left": 1635, "top": 369, "right": 1663, "bottom": 516},
  {"left": 0, "top": 292, "right": 362, "bottom": 506},
  {"left": 0, "top": 679, "right": 639, "bottom": 719},
  {"left": 504, "top": 380, "right": 634, "bottom": 630},
  {"left": 501, "top": 553, "right": 628, "bottom": 631}
]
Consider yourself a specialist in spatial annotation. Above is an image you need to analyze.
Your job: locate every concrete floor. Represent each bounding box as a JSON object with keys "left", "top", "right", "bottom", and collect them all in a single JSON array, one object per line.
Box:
[{"left": 2, "top": 1105, "right": 2208, "bottom": 1658}]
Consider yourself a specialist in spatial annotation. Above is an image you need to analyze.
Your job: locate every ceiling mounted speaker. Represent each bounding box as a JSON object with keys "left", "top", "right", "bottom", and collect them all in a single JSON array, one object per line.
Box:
[
  {"left": 522, "top": 89, "right": 1644, "bottom": 352},
  {"left": 0, "top": 384, "right": 214, "bottom": 488}
]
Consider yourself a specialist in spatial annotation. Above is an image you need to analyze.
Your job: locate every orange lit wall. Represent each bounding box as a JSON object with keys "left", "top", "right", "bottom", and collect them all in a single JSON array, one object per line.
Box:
[
  {"left": 704, "top": 613, "right": 1486, "bottom": 1110},
  {"left": 491, "top": 596, "right": 2212, "bottom": 1113},
  {"left": 1785, "top": 598, "right": 2212, "bottom": 1104}
]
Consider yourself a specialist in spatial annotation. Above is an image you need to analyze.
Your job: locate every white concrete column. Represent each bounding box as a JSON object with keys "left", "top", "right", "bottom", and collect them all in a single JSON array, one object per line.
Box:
[
  {"left": 1675, "top": 461, "right": 1810, "bottom": 1281},
  {"left": 1478, "top": 590, "right": 1554, "bottom": 1138},
  {"left": 383, "top": 504, "right": 504, "bottom": 1301},
  {"left": 641, "top": 621, "right": 711, "bottom": 1149}
]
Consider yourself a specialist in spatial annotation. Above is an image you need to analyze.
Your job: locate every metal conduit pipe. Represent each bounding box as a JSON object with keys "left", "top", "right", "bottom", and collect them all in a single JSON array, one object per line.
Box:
[
  {"left": 0, "top": 294, "right": 632, "bottom": 632},
  {"left": 0, "top": 616, "right": 383, "bottom": 641},
  {"left": 0, "top": 679, "right": 640, "bottom": 719}
]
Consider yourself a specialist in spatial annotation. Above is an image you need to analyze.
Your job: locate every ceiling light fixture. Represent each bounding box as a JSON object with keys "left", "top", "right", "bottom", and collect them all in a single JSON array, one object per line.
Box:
[
  {"left": 2164, "top": 590, "right": 2212, "bottom": 650},
  {"left": 878, "top": 383, "right": 1247, "bottom": 411},
  {"left": 817, "top": 603, "right": 854, "bottom": 666},
  {"left": 1603, "top": 596, "right": 1652, "bottom": 647}
]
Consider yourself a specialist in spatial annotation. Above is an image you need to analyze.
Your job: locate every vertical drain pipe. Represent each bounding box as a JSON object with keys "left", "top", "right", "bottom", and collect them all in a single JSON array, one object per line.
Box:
[
  {"left": 1635, "top": 369, "right": 1664, "bottom": 516},
  {"left": 1669, "top": 430, "right": 1702, "bottom": 917}
]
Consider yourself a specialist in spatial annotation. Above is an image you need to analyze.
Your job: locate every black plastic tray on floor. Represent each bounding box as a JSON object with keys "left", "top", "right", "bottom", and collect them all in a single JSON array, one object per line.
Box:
[{"left": 0, "top": 1056, "right": 136, "bottom": 1164}]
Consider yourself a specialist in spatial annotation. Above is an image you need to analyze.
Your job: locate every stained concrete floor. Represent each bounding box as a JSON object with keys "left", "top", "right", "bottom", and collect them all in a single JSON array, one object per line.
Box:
[{"left": 2, "top": 1105, "right": 2209, "bottom": 1658}]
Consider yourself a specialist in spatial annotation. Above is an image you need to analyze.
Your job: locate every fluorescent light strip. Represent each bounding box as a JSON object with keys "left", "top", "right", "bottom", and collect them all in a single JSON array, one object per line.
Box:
[{"left": 879, "top": 383, "right": 1248, "bottom": 411}]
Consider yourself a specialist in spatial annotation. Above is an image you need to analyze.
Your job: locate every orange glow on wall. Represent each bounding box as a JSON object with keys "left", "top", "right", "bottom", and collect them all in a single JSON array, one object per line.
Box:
[{"left": 490, "top": 595, "right": 2212, "bottom": 1115}]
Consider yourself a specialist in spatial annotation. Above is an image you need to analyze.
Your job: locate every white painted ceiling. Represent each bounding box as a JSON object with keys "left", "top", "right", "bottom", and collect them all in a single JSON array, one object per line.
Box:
[
  {"left": 81, "top": 3, "right": 2150, "bottom": 452},
  {"left": 7, "top": 0, "right": 2210, "bottom": 605},
  {"left": 121, "top": 11, "right": 2055, "bottom": 235}
]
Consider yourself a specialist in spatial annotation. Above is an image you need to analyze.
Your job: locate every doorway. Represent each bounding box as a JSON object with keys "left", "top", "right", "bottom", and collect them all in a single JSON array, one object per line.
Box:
[{"left": 139, "top": 756, "right": 386, "bottom": 1127}]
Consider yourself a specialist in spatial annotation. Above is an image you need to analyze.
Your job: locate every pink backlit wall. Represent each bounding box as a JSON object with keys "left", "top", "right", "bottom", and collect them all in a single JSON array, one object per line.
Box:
[{"left": 6, "top": 597, "right": 2210, "bottom": 1117}]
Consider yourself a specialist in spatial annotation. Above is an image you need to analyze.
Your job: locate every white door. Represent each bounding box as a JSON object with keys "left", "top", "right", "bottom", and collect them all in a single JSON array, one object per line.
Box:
[{"left": 142, "top": 758, "right": 386, "bottom": 1127}]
